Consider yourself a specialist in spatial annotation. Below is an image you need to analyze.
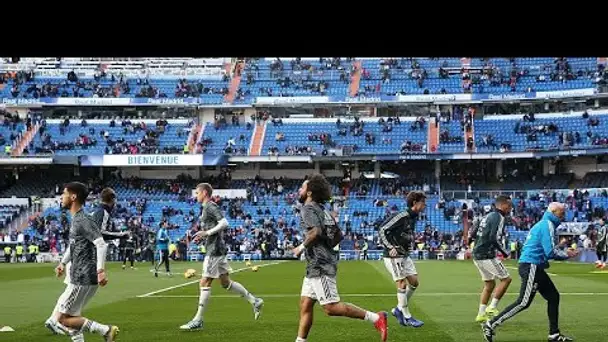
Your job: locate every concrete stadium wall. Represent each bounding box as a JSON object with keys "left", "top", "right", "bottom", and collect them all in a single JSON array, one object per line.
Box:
[{"left": 562, "top": 157, "right": 608, "bottom": 178}]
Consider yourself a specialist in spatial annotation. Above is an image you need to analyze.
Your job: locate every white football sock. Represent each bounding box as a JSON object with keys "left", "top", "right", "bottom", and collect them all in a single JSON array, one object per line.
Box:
[
  {"left": 194, "top": 287, "right": 211, "bottom": 321},
  {"left": 295, "top": 337, "right": 307, "bottom": 342},
  {"left": 364, "top": 311, "right": 380, "bottom": 324},
  {"left": 71, "top": 332, "right": 85, "bottom": 342},
  {"left": 49, "top": 303, "right": 60, "bottom": 321},
  {"left": 479, "top": 304, "right": 487, "bottom": 316},
  {"left": 81, "top": 319, "right": 110, "bottom": 336},
  {"left": 397, "top": 288, "right": 412, "bottom": 318},
  {"left": 490, "top": 298, "right": 500, "bottom": 309},
  {"left": 227, "top": 281, "right": 256, "bottom": 304},
  {"left": 54, "top": 321, "right": 71, "bottom": 335}
]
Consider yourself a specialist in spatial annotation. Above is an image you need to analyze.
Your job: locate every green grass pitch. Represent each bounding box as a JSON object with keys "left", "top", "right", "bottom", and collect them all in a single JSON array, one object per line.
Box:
[{"left": 0, "top": 259, "right": 606, "bottom": 341}]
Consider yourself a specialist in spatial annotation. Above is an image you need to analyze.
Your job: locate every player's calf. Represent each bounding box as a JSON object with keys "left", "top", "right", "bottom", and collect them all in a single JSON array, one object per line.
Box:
[
  {"left": 221, "top": 274, "right": 262, "bottom": 319},
  {"left": 296, "top": 297, "right": 315, "bottom": 341},
  {"left": 406, "top": 275, "right": 419, "bottom": 288},
  {"left": 488, "top": 276, "right": 512, "bottom": 315},
  {"left": 321, "top": 302, "right": 345, "bottom": 317},
  {"left": 320, "top": 302, "right": 387, "bottom": 341},
  {"left": 320, "top": 302, "right": 376, "bottom": 321}
]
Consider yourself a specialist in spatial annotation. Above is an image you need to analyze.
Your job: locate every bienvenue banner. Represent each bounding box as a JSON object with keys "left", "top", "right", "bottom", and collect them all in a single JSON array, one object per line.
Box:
[
  {"left": 103, "top": 154, "right": 202, "bottom": 166},
  {"left": 79, "top": 154, "right": 204, "bottom": 166}
]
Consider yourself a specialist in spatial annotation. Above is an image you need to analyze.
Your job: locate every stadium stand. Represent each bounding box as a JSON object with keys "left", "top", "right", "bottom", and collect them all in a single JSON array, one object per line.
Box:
[
  {"left": 438, "top": 120, "right": 465, "bottom": 152},
  {"left": 475, "top": 112, "right": 608, "bottom": 152},
  {"left": 0, "top": 58, "right": 231, "bottom": 104},
  {"left": 262, "top": 117, "right": 428, "bottom": 156},
  {"left": 27, "top": 119, "right": 192, "bottom": 155},
  {"left": 0, "top": 58, "right": 600, "bottom": 106},
  {"left": 238, "top": 58, "right": 352, "bottom": 103},
  {"left": 0, "top": 56, "right": 606, "bottom": 258},
  {"left": 199, "top": 120, "right": 253, "bottom": 156},
  {"left": 7, "top": 112, "right": 608, "bottom": 157},
  {"left": 469, "top": 57, "right": 596, "bottom": 93},
  {"left": 358, "top": 58, "right": 464, "bottom": 96}
]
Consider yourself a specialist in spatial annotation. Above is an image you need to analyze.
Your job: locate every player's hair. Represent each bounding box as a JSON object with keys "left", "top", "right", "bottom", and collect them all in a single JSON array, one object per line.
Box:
[
  {"left": 406, "top": 191, "right": 426, "bottom": 208},
  {"left": 100, "top": 187, "right": 116, "bottom": 203},
  {"left": 64, "top": 182, "right": 89, "bottom": 205},
  {"left": 197, "top": 183, "right": 213, "bottom": 197},
  {"left": 495, "top": 195, "right": 511, "bottom": 206},
  {"left": 306, "top": 174, "right": 332, "bottom": 204}
]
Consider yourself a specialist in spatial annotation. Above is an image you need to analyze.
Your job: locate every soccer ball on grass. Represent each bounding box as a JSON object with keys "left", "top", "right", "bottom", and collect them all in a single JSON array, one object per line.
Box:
[{"left": 184, "top": 268, "right": 197, "bottom": 279}]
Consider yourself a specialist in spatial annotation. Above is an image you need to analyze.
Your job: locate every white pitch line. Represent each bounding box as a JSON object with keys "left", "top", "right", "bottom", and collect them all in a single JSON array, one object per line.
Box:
[
  {"left": 139, "top": 292, "right": 608, "bottom": 299},
  {"left": 137, "top": 261, "right": 286, "bottom": 298},
  {"left": 506, "top": 266, "right": 556, "bottom": 276}
]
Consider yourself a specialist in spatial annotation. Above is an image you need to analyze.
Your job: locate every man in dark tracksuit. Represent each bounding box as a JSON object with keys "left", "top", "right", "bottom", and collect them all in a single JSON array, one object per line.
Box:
[
  {"left": 122, "top": 232, "right": 138, "bottom": 270},
  {"left": 142, "top": 232, "right": 156, "bottom": 264},
  {"left": 379, "top": 191, "right": 426, "bottom": 328},
  {"left": 482, "top": 203, "right": 577, "bottom": 342},
  {"left": 472, "top": 196, "right": 513, "bottom": 323}
]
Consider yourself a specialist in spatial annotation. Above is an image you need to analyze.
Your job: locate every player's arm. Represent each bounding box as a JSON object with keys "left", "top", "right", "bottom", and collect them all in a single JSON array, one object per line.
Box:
[
  {"left": 379, "top": 211, "right": 407, "bottom": 254},
  {"left": 55, "top": 246, "right": 71, "bottom": 277},
  {"left": 60, "top": 246, "right": 71, "bottom": 265},
  {"left": 293, "top": 206, "right": 324, "bottom": 256},
  {"left": 488, "top": 214, "right": 509, "bottom": 257},
  {"left": 203, "top": 205, "right": 228, "bottom": 236},
  {"left": 540, "top": 223, "right": 569, "bottom": 260},
  {"left": 81, "top": 217, "right": 109, "bottom": 284}
]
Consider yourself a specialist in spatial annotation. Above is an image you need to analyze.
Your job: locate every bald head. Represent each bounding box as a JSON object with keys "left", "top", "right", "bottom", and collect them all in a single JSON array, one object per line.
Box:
[
  {"left": 548, "top": 202, "right": 565, "bottom": 221},
  {"left": 548, "top": 202, "right": 565, "bottom": 212}
]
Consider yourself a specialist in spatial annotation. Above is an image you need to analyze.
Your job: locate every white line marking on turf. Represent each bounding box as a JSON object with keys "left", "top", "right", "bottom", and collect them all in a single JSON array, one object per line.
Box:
[
  {"left": 139, "top": 292, "right": 608, "bottom": 299},
  {"left": 506, "top": 266, "right": 557, "bottom": 276},
  {"left": 136, "top": 261, "right": 286, "bottom": 298}
]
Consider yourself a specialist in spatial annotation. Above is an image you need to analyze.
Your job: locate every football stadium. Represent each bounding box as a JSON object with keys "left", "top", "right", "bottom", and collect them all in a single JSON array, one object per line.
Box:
[{"left": 0, "top": 57, "right": 607, "bottom": 342}]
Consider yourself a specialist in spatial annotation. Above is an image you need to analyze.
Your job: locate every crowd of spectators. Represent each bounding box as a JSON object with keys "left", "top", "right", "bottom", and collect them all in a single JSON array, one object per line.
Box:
[
  {"left": 508, "top": 111, "right": 608, "bottom": 151},
  {"left": 242, "top": 57, "right": 351, "bottom": 98},
  {"left": 1, "top": 66, "right": 231, "bottom": 99},
  {"left": 175, "top": 78, "right": 228, "bottom": 98},
  {"left": 34, "top": 117, "right": 190, "bottom": 155}
]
